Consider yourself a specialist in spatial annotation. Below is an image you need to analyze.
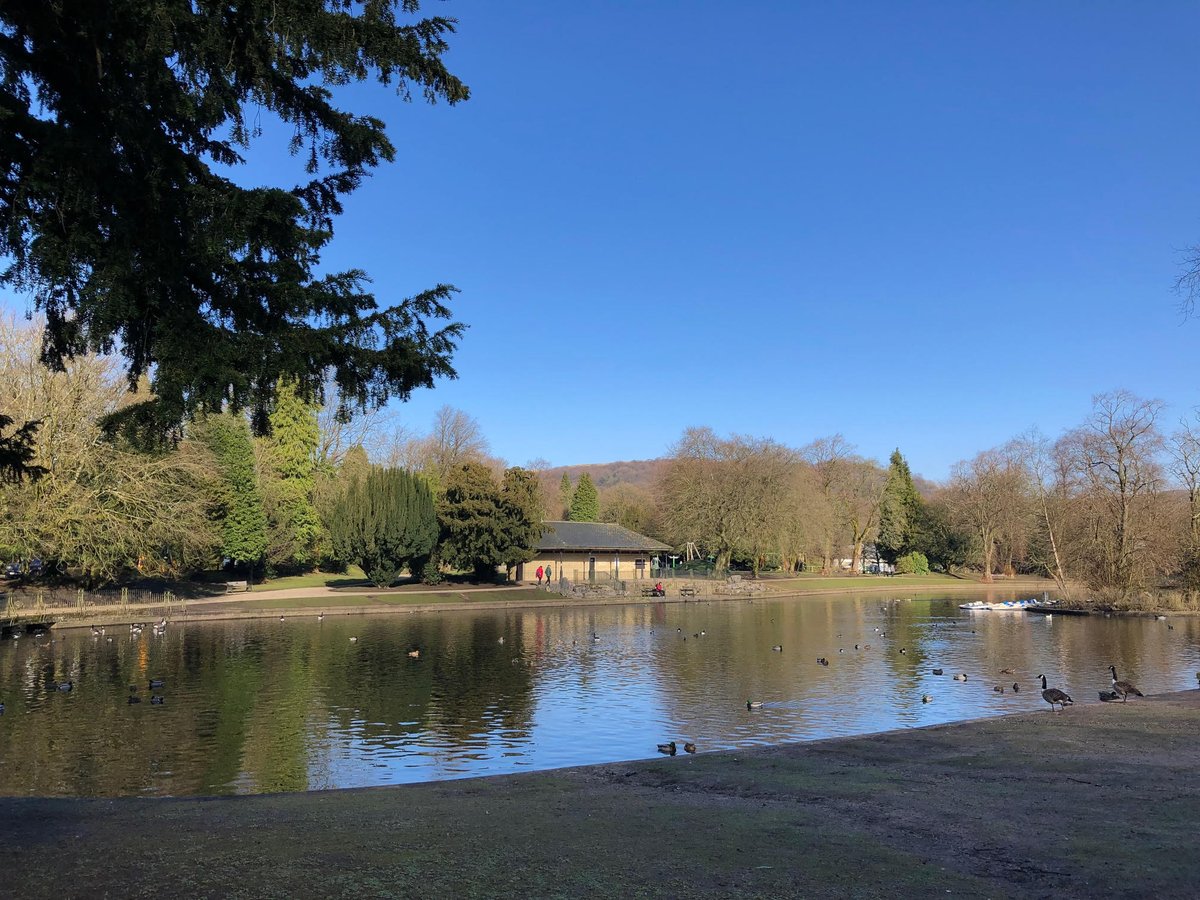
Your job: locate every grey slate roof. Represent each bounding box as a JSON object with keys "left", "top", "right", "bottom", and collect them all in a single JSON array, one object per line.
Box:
[{"left": 536, "top": 521, "right": 671, "bottom": 553}]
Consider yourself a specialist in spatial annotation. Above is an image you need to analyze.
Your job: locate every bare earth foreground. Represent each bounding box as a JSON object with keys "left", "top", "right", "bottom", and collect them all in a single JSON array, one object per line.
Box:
[{"left": 1, "top": 693, "right": 1197, "bottom": 899}]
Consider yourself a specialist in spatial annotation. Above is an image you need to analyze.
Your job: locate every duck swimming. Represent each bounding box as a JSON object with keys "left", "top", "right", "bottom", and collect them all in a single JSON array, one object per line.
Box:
[
  {"left": 656, "top": 741, "right": 677, "bottom": 756},
  {"left": 746, "top": 700, "right": 764, "bottom": 710}
]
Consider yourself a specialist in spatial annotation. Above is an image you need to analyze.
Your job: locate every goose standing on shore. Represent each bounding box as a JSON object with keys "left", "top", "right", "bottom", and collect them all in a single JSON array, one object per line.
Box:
[
  {"left": 1039, "top": 674, "right": 1073, "bottom": 711},
  {"left": 1108, "top": 666, "right": 1143, "bottom": 702}
]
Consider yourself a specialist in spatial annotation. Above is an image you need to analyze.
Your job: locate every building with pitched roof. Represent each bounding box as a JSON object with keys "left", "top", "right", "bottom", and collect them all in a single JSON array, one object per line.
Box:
[{"left": 525, "top": 521, "right": 671, "bottom": 584}]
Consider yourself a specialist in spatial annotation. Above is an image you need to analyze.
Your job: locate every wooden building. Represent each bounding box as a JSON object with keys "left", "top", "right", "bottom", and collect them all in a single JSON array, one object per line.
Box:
[{"left": 523, "top": 521, "right": 671, "bottom": 584}]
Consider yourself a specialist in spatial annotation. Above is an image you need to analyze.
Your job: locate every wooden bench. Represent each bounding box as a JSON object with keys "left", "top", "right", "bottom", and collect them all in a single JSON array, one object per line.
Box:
[
  {"left": 224, "top": 580, "right": 250, "bottom": 593},
  {"left": 679, "top": 586, "right": 697, "bottom": 597}
]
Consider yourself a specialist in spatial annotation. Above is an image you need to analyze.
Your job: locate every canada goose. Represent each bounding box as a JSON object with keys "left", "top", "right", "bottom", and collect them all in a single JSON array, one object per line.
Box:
[
  {"left": 1039, "top": 674, "right": 1073, "bottom": 711},
  {"left": 1012, "top": 683, "right": 1020, "bottom": 693},
  {"left": 656, "top": 741, "right": 677, "bottom": 756},
  {"left": 953, "top": 673, "right": 967, "bottom": 682},
  {"left": 771, "top": 645, "right": 783, "bottom": 652},
  {"left": 498, "top": 636, "right": 505, "bottom": 644},
  {"left": 683, "top": 742, "right": 697, "bottom": 754},
  {"left": 127, "top": 695, "right": 141, "bottom": 705},
  {"left": 407, "top": 649, "right": 420, "bottom": 659},
  {"left": 932, "top": 668, "right": 944, "bottom": 676},
  {"left": 899, "top": 648, "right": 906, "bottom": 654},
  {"left": 854, "top": 644, "right": 860, "bottom": 650},
  {"left": 150, "top": 695, "right": 165, "bottom": 705},
  {"left": 279, "top": 616, "right": 285, "bottom": 623},
  {"left": 746, "top": 700, "right": 764, "bottom": 710},
  {"left": 317, "top": 614, "right": 324, "bottom": 622},
  {"left": 993, "top": 685, "right": 1004, "bottom": 693},
  {"left": 921, "top": 694, "right": 933, "bottom": 703},
  {"left": 817, "top": 657, "right": 830, "bottom": 667},
  {"left": 56, "top": 681, "right": 73, "bottom": 692},
  {"left": 148, "top": 679, "right": 164, "bottom": 689},
  {"left": 1098, "top": 690, "right": 1121, "bottom": 702},
  {"left": 1108, "top": 666, "right": 1143, "bottom": 702},
  {"left": 1000, "top": 668, "right": 1014, "bottom": 675}
]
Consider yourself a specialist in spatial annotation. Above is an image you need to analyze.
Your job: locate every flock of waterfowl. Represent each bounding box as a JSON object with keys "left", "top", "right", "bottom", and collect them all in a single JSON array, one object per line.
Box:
[{"left": 0, "top": 619, "right": 173, "bottom": 714}]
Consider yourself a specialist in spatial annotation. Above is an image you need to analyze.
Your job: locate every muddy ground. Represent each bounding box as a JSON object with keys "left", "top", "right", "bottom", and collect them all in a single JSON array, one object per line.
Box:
[{"left": 1, "top": 691, "right": 1196, "bottom": 899}]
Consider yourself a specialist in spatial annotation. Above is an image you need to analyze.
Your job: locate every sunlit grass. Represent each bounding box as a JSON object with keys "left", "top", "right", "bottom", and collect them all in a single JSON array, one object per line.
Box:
[{"left": 251, "top": 566, "right": 369, "bottom": 592}]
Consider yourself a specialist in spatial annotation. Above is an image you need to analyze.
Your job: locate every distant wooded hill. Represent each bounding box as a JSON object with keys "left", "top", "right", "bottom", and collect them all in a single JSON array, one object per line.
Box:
[{"left": 536, "top": 459, "right": 666, "bottom": 507}]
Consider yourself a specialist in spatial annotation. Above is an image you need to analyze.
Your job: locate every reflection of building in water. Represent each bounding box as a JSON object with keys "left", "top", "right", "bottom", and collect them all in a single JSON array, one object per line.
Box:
[{"left": 523, "top": 521, "right": 670, "bottom": 583}]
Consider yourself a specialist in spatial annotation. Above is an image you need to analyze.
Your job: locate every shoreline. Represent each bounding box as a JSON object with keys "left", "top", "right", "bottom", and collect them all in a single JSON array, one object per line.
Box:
[
  {"left": 33, "top": 577, "right": 1060, "bottom": 629},
  {"left": 2, "top": 690, "right": 1196, "bottom": 897}
]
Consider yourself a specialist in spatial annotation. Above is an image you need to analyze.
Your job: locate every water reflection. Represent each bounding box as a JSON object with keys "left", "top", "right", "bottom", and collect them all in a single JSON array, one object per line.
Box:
[{"left": 0, "top": 593, "right": 1196, "bottom": 797}]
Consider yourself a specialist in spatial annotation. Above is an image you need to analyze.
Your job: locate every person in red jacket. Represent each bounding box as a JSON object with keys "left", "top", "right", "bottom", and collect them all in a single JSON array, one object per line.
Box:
[{"left": 536, "top": 565, "right": 544, "bottom": 585}]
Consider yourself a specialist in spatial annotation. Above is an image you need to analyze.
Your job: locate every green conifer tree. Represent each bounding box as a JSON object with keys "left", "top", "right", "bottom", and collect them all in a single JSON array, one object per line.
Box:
[
  {"left": 877, "top": 449, "right": 923, "bottom": 565},
  {"left": 329, "top": 466, "right": 437, "bottom": 587},
  {"left": 195, "top": 413, "right": 268, "bottom": 577},
  {"left": 569, "top": 473, "right": 600, "bottom": 523},
  {"left": 260, "top": 380, "right": 321, "bottom": 570},
  {"left": 501, "top": 467, "right": 544, "bottom": 576},
  {"left": 559, "top": 472, "right": 573, "bottom": 519}
]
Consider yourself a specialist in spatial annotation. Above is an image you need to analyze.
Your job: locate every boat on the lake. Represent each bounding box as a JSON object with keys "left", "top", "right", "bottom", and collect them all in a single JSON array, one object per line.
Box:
[{"left": 958, "top": 598, "right": 1053, "bottom": 612}]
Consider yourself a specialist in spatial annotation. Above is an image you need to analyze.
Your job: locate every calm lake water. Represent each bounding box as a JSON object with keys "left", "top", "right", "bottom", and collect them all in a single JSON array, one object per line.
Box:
[{"left": 1, "top": 592, "right": 1197, "bottom": 797}]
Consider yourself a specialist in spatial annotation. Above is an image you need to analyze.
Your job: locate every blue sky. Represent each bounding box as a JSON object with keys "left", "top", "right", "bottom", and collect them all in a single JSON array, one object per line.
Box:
[{"left": 7, "top": 1, "right": 1200, "bottom": 479}]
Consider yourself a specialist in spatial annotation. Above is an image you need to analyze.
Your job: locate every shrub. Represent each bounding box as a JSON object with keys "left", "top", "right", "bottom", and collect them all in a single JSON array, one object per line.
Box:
[{"left": 895, "top": 551, "right": 930, "bottom": 575}]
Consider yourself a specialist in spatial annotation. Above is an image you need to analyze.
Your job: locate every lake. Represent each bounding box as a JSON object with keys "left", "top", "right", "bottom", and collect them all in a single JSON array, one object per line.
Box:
[{"left": 0, "top": 592, "right": 1197, "bottom": 797}]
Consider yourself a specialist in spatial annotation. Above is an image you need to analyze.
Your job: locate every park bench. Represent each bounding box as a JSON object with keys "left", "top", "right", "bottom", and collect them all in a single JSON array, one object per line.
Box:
[
  {"left": 224, "top": 580, "right": 250, "bottom": 593},
  {"left": 679, "top": 586, "right": 697, "bottom": 597}
]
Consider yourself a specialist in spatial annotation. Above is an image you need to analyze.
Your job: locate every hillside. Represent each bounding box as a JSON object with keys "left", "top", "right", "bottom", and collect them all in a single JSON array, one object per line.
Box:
[{"left": 537, "top": 459, "right": 665, "bottom": 508}]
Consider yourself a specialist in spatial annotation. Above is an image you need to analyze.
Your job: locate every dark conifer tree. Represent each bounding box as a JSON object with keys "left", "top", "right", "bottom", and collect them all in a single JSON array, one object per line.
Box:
[
  {"left": 0, "top": 2, "right": 469, "bottom": 441},
  {"left": 877, "top": 449, "right": 922, "bottom": 564},
  {"left": 329, "top": 466, "right": 437, "bottom": 587},
  {"left": 569, "top": 473, "right": 599, "bottom": 523}
]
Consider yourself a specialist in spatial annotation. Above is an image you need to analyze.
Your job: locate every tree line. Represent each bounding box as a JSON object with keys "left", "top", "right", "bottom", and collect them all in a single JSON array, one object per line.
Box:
[
  {"left": 648, "top": 390, "right": 1198, "bottom": 599},
  {"left": 2, "top": 315, "right": 1195, "bottom": 599},
  {"left": 0, "top": 319, "right": 540, "bottom": 588}
]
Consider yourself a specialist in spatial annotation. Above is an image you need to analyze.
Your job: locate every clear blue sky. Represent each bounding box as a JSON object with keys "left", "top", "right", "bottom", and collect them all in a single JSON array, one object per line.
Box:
[{"left": 8, "top": 1, "right": 1200, "bottom": 480}]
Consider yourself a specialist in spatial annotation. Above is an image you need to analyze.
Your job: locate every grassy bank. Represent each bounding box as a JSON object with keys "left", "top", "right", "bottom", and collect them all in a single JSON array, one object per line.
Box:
[{"left": 1, "top": 692, "right": 1196, "bottom": 898}]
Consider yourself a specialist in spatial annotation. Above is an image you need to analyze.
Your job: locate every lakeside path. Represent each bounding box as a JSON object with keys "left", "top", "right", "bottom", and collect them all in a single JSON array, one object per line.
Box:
[{"left": 2, "top": 692, "right": 1196, "bottom": 899}]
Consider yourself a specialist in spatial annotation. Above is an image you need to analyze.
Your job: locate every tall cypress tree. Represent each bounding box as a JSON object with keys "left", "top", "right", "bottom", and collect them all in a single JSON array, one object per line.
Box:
[
  {"left": 260, "top": 380, "right": 321, "bottom": 569},
  {"left": 877, "top": 449, "right": 922, "bottom": 564},
  {"left": 570, "top": 473, "right": 599, "bottom": 523},
  {"left": 329, "top": 466, "right": 437, "bottom": 587},
  {"left": 196, "top": 413, "right": 268, "bottom": 577},
  {"left": 559, "top": 472, "right": 573, "bottom": 519}
]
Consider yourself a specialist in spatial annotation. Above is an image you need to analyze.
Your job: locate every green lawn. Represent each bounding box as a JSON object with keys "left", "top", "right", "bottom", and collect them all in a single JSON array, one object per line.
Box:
[{"left": 250, "top": 567, "right": 370, "bottom": 592}]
